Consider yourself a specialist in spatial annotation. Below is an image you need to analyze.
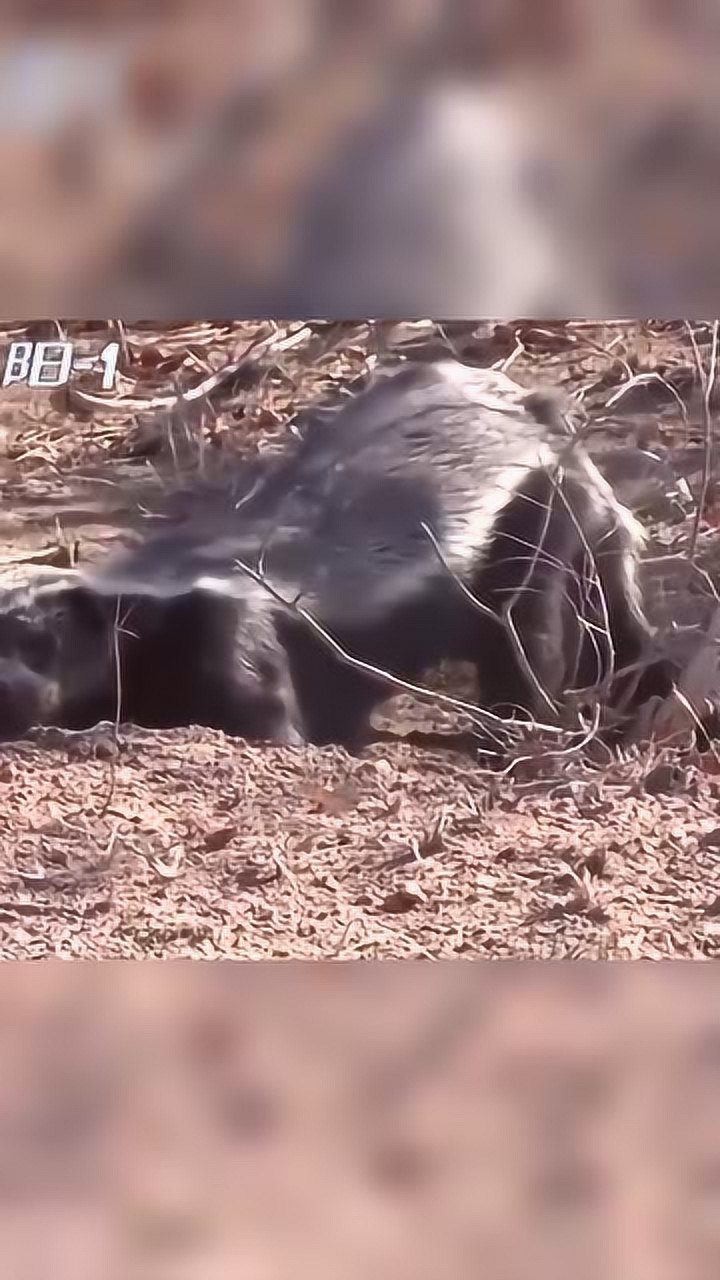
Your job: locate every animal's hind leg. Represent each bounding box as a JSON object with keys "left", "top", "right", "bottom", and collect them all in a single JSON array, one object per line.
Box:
[
  {"left": 275, "top": 614, "right": 388, "bottom": 747},
  {"left": 471, "top": 476, "right": 591, "bottom": 725},
  {"left": 195, "top": 597, "right": 308, "bottom": 744},
  {"left": 474, "top": 565, "right": 581, "bottom": 725},
  {"left": 197, "top": 624, "right": 307, "bottom": 745},
  {"left": 198, "top": 673, "right": 307, "bottom": 744},
  {"left": 539, "top": 472, "right": 675, "bottom": 735},
  {"left": 589, "top": 522, "right": 675, "bottom": 714}
]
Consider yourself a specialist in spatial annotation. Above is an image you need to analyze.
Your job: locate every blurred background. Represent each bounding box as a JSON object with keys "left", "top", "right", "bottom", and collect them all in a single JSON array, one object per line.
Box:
[
  {"left": 0, "top": 963, "right": 718, "bottom": 1277},
  {"left": 2, "top": 0, "right": 720, "bottom": 315}
]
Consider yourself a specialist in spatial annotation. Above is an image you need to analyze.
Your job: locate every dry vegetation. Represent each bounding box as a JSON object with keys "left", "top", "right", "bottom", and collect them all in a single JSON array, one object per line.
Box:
[{"left": 1, "top": 318, "right": 720, "bottom": 958}]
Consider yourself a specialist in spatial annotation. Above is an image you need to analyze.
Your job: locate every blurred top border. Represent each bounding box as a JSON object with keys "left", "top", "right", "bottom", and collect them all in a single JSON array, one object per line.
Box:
[{"left": 1, "top": 0, "right": 720, "bottom": 318}]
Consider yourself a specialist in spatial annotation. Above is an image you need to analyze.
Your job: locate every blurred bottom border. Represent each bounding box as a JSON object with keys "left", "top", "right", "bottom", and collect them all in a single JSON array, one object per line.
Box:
[{"left": 0, "top": 960, "right": 717, "bottom": 1279}]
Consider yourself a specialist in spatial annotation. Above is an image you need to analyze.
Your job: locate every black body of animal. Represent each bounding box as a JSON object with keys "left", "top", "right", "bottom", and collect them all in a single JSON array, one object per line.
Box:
[
  {"left": 0, "top": 572, "right": 304, "bottom": 745},
  {"left": 62, "top": 357, "right": 671, "bottom": 749}
]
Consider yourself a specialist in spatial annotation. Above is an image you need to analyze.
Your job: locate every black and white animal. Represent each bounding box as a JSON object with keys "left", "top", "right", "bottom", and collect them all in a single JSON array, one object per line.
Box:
[
  {"left": 0, "top": 360, "right": 673, "bottom": 747},
  {"left": 0, "top": 564, "right": 304, "bottom": 745}
]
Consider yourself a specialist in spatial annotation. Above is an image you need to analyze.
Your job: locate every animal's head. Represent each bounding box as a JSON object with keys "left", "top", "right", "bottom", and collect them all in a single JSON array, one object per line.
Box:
[{"left": 0, "top": 582, "right": 113, "bottom": 739}]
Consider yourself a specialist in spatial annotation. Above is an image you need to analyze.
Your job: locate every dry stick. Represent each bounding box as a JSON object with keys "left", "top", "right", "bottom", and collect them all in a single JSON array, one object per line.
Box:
[
  {"left": 491, "top": 702, "right": 603, "bottom": 778},
  {"left": 229, "top": 558, "right": 568, "bottom": 747},
  {"left": 571, "top": 544, "right": 608, "bottom": 690},
  {"left": 113, "top": 319, "right": 130, "bottom": 368},
  {"left": 685, "top": 318, "right": 719, "bottom": 561},
  {"left": 605, "top": 371, "right": 690, "bottom": 425},
  {"left": 111, "top": 597, "right": 126, "bottom": 741},
  {"left": 495, "top": 326, "right": 527, "bottom": 373}
]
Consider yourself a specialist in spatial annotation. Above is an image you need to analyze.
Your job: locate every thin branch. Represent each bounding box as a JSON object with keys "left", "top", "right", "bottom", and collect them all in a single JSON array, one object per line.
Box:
[{"left": 685, "top": 318, "right": 719, "bottom": 561}]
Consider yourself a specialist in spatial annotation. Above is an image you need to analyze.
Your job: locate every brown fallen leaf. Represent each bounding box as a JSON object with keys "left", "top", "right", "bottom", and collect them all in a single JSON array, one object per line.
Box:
[
  {"left": 203, "top": 827, "right": 236, "bottom": 853},
  {"left": 381, "top": 881, "right": 427, "bottom": 914}
]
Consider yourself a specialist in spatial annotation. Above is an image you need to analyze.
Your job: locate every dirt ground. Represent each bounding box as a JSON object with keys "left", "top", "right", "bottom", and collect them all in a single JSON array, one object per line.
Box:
[
  {"left": 1, "top": 725, "right": 720, "bottom": 959},
  {"left": 1, "top": 318, "right": 720, "bottom": 959}
]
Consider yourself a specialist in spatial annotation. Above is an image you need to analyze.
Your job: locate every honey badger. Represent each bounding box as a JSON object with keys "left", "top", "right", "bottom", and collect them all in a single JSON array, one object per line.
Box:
[
  {"left": 0, "top": 360, "right": 671, "bottom": 746},
  {"left": 0, "top": 569, "right": 304, "bottom": 744}
]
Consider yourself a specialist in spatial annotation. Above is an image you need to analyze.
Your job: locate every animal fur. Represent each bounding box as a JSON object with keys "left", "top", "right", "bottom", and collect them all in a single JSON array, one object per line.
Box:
[{"left": 0, "top": 360, "right": 673, "bottom": 745}]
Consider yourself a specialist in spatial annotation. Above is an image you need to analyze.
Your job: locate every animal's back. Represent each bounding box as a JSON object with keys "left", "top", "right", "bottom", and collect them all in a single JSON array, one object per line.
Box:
[{"left": 93, "top": 361, "right": 565, "bottom": 623}]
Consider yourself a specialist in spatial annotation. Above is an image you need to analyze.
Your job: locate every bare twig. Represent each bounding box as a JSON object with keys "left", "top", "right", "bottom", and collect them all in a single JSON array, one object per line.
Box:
[{"left": 685, "top": 318, "right": 719, "bottom": 560}]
